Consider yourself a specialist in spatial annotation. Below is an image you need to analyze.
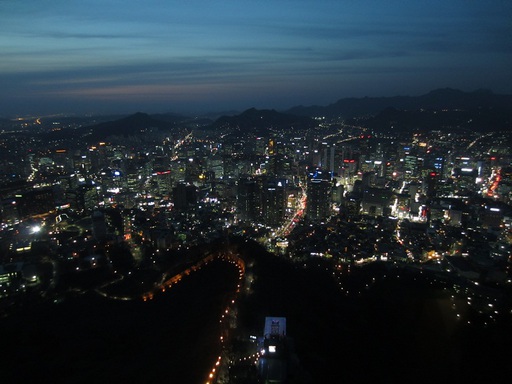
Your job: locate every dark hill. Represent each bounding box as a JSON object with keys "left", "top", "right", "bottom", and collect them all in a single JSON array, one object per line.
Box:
[
  {"left": 149, "top": 112, "right": 189, "bottom": 123},
  {"left": 354, "top": 105, "right": 512, "bottom": 134},
  {"left": 209, "top": 108, "right": 315, "bottom": 135},
  {"left": 86, "top": 112, "right": 183, "bottom": 142},
  {"left": 287, "top": 88, "right": 512, "bottom": 119}
]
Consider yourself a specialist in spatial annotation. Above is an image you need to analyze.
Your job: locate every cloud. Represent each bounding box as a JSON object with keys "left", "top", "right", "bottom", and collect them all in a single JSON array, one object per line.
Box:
[{"left": 1, "top": 0, "right": 511, "bottom": 115}]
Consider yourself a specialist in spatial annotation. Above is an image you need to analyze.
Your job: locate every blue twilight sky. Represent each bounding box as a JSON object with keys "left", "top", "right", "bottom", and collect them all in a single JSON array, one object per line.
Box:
[{"left": 1, "top": 0, "right": 511, "bottom": 116}]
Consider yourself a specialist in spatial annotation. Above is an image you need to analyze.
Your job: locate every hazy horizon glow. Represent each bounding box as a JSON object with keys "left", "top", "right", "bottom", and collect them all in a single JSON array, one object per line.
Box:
[{"left": 1, "top": 0, "right": 511, "bottom": 116}]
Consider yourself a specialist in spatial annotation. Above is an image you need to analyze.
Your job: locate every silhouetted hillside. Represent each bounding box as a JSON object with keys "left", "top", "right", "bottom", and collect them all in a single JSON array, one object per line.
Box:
[
  {"left": 354, "top": 105, "right": 512, "bottom": 134},
  {"left": 209, "top": 108, "right": 315, "bottom": 135},
  {"left": 149, "top": 112, "right": 189, "bottom": 123},
  {"left": 85, "top": 112, "right": 184, "bottom": 142},
  {"left": 287, "top": 88, "right": 512, "bottom": 120}
]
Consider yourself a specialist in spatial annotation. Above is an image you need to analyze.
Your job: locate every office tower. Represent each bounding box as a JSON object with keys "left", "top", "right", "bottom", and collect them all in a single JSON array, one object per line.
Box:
[
  {"left": 172, "top": 183, "right": 197, "bottom": 211},
  {"left": 262, "top": 179, "right": 286, "bottom": 227},
  {"left": 361, "top": 187, "right": 392, "bottom": 216},
  {"left": 237, "top": 177, "right": 261, "bottom": 222},
  {"left": 424, "top": 171, "right": 439, "bottom": 199},
  {"left": 16, "top": 188, "right": 55, "bottom": 218},
  {"left": 404, "top": 154, "right": 418, "bottom": 180},
  {"left": 306, "top": 170, "right": 332, "bottom": 221}
]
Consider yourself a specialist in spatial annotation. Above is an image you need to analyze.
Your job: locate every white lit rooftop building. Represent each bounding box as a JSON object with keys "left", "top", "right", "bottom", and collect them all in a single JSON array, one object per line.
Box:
[{"left": 259, "top": 317, "right": 288, "bottom": 384}]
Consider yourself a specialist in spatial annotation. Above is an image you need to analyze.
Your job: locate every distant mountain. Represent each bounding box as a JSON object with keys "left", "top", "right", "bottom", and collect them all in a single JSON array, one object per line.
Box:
[
  {"left": 86, "top": 112, "right": 184, "bottom": 142},
  {"left": 287, "top": 88, "right": 512, "bottom": 119},
  {"left": 209, "top": 107, "right": 315, "bottom": 135},
  {"left": 149, "top": 112, "right": 189, "bottom": 123},
  {"left": 200, "top": 110, "right": 241, "bottom": 120},
  {"left": 358, "top": 105, "right": 512, "bottom": 134}
]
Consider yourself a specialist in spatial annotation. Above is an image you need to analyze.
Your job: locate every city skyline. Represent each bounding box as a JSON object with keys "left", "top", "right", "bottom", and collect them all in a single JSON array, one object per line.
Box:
[
  {"left": 2, "top": 72, "right": 512, "bottom": 381},
  {"left": 2, "top": 0, "right": 512, "bottom": 116}
]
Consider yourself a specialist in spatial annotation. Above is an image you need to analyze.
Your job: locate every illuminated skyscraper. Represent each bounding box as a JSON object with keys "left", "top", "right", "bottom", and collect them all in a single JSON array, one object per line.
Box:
[
  {"left": 262, "top": 179, "right": 286, "bottom": 227},
  {"left": 306, "top": 169, "right": 332, "bottom": 221}
]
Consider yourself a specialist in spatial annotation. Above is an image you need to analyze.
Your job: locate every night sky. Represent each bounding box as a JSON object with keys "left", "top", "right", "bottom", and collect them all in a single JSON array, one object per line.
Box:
[{"left": 1, "top": 0, "right": 511, "bottom": 116}]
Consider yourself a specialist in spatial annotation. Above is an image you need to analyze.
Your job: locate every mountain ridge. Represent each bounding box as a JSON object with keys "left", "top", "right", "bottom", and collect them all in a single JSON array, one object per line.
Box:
[
  {"left": 286, "top": 88, "right": 512, "bottom": 119},
  {"left": 66, "top": 88, "right": 512, "bottom": 141},
  {"left": 207, "top": 107, "right": 315, "bottom": 135},
  {"left": 84, "top": 112, "right": 187, "bottom": 142}
]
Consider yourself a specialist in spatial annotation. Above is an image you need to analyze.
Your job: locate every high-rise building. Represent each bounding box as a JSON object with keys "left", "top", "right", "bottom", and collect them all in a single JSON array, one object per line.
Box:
[
  {"left": 262, "top": 179, "right": 286, "bottom": 227},
  {"left": 172, "top": 183, "right": 197, "bottom": 211},
  {"left": 404, "top": 154, "right": 418, "bottom": 179},
  {"left": 361, "top": 187, "right": 392, "bottom": 216},
  {"left": 258, "top": 317, "right": 288, "bottom": 383},
  {"left": 53, "top": 149, "right": 74, "bottom": 173},
  {"left": 152, "top": 170, "right": 173, "bottom": 198},
  {"left": 16, "top": 188, "right": 55, "bottom": 218},
  {"left": 423, "top": 171, "right": 439, "bottom": 198},
  {"left": 237, "top": 177, "right": 261, "bottom": 222},
  {"left": 306, "top": 170, "right": 332, "bottom": 221}
]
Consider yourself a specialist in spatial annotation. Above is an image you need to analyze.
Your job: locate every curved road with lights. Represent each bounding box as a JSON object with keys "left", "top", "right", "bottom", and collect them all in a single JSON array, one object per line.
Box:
[{"left": 95, "top": 242, "right": 248, "bottom": 384}]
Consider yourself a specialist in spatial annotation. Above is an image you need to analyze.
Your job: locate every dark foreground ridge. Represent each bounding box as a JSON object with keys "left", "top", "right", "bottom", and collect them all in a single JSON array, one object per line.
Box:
[
  {"left": 1, "top": 238, "right": 512, "bottom": 383},
  {"left": 0, "top": 257, "right": 238, "bottom": 384}
]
